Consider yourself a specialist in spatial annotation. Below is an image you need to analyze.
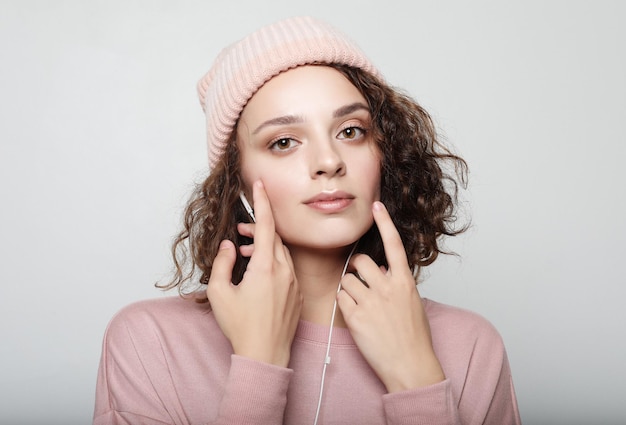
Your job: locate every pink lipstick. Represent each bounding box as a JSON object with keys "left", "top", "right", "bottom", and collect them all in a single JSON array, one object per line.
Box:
[{"left": 304, "top": 191, "right": 354, "bottom": 213}]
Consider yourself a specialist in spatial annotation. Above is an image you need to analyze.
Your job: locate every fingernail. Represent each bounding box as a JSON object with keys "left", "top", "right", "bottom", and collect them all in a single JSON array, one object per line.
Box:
[
  {"left": 373, "top": 201, "right": 384, "bottom": 211},
  {"left": 219, "top": 240, "right": 231, "bottom": 250}
]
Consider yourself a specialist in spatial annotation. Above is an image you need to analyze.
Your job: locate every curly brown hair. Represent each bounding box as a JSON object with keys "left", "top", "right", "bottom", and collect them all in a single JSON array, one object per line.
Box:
[{"left": 159, "top": 64, "right": 468, "bottom": 298}]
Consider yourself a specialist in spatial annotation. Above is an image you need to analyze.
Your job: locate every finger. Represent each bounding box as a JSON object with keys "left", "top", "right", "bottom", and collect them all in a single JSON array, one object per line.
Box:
[
  {"left": 237, "top": 241, "right": 286, "bottom": 262},
  {"left": 237, "top": 222, "right": 255, "bottom": 239},
  {"left": 336, "top": 289, "right": 357, "bottom": 318},
  {"left": 340, "top": 273, "right": 369, "bottom": 304},
  {"left": 282, "top": 244, "right": 296, "bottom": 275},
  {"left": 349, "top": 253, "right": 381, "bottom": 287},
  {"left": 269, "top": 228, "right": 289, "bottom": 261},
  {"left": 249, "top": 180, "right": 276, "bottom": 263},
  {"left": 239, "top": 244, "right": 254, "bottom": 257},
  {"left": 208, "top": 240, "right": 236, "bottom": 286},
  {"left": 372, "top": 201, "right": 410, "bottom": 272}
]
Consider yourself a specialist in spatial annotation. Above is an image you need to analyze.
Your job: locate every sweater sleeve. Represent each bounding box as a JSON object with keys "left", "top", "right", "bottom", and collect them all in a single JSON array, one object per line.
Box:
[
  {"left": 93, "top": 301, "right": 293, "bottom": 425},
  {"left": 381, "top": 303, "right": 521, "bottom": 425},
  {"left": 211, "top": 355, "right": 293, "bottom": 425},
  {"left": 381, "top": 357, "right": 519, "bottom": 425},
  {"left": 453, "top": 322, "right": 521, "bottom": 425},
  {"left": 382, "top": 379, "right": 461, "bottom": 425}
]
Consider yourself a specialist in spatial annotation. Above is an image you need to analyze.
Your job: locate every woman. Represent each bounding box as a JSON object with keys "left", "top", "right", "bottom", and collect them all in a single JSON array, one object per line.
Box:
[{"left": 94, "top": 16, "right": 521, "bottom": 425}]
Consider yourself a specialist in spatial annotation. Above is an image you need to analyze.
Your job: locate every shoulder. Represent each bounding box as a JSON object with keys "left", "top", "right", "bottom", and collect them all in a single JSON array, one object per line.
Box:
[
  {"left": 423, "top": 298, "right": 512, "bottom": 391},
  {"left": 109, "top": 294, "right": 210, "bottom": 324},
  {"left": 103, "top": 295, "right": 215, "bottom": 348},
  {"left": 420, "top": 302, "right": 519, "bottom": 423},
  {"left": 423, "top": 298, "right": 504, "bottom": 350},
  {"left": 95, "top": 296, "right": 230, "bottom": 423}
]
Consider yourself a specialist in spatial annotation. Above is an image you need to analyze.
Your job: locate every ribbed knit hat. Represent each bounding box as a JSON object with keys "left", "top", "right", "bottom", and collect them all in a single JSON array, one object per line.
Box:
[{"left": 197, "top": 16, "right": 381, "bottom": 170}]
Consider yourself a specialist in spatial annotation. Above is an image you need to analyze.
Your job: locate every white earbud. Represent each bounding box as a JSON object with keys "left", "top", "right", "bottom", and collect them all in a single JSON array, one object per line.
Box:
[{"left": 239, "top": 191, "right": 255, "bottom": 222}]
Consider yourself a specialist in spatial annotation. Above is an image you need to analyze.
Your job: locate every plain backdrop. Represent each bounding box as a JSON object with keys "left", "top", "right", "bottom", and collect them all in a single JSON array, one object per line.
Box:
[{"left": 1, "top": 1, "right": 625, "bottom": 424}]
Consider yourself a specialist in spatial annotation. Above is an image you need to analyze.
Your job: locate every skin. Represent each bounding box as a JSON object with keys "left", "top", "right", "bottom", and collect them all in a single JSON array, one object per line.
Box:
[
  {"left": 207, "top": 66, "right": 445, "bottom": 393},
  {"left": 237, "top": 65, "right": 381, "bottom": 253}
]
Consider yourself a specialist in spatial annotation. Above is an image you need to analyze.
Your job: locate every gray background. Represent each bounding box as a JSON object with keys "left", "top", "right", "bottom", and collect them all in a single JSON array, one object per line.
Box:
[{"left": 1, "top": 1, "right": 625, "bottom": 424}]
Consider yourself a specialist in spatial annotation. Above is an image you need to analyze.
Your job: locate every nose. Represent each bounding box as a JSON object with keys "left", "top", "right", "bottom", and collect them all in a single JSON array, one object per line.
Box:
[{"left": 309, "top": 137, "right": 346, "bottom": 178}]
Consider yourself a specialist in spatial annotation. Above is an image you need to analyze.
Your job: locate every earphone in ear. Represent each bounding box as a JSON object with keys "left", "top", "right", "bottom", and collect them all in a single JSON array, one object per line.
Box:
[{"left": 239, "top": 191, "right": 256, "bottom": 222}]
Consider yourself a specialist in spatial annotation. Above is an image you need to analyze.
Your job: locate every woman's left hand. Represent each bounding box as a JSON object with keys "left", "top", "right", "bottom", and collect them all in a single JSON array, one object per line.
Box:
[{"left": 337, "top": 201, "right": 446, "bottom": 393}]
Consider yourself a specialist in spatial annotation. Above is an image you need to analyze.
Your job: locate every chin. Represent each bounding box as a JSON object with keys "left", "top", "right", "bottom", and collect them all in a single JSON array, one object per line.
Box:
[{"left": 281, "top": 227, "right": 370, "bottom": 251}]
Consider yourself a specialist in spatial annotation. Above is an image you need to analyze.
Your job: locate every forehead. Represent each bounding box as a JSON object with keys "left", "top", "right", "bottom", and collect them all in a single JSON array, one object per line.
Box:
[{"left": 239, "top": 65, "right": 367, "bottom": 124}]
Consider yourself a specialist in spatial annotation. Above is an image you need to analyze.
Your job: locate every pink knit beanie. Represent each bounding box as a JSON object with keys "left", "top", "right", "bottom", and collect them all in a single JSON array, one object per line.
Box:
[{"left": 197, "top": 16, "right": 381, "bottom": 170}]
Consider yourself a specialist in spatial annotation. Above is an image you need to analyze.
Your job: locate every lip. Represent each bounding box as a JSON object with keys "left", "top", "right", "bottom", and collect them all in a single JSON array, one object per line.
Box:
[{"left": 304, "top": 190, "right": 355, "bottom": 213}]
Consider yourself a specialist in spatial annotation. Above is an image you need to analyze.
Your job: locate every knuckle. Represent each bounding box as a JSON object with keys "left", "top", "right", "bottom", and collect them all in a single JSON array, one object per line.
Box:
[{"left": 278, "top": 266, "right": 294, "bottom": 284}]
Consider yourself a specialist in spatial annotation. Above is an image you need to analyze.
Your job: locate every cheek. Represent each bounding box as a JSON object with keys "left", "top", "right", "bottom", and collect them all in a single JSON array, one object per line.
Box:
[
  {"left": 239, "top": 161, "right": 273, "bottom": 197},
  {"left": 355, "top": 152, "right": 382, "bottom": 199},
  {"left": 368, "top": 160, "right": 382, "bottom": 194},
  {"left": 238, "top": 159, "right": 256, "bottom": 192},
  {"left": 256, "top": 172, "right": 296, "bottom": 210},
  {"left": 261, "top": 180, "right": 297, "bottom": 238}
]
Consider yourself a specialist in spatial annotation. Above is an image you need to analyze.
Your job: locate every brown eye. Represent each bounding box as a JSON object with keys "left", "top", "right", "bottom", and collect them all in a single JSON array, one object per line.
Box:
[
  {"left": 270, "top": 138, "right": 297, "bottom": 151},
  {"left": 339, "top": 127, "right": 365, "bottom": 140}
]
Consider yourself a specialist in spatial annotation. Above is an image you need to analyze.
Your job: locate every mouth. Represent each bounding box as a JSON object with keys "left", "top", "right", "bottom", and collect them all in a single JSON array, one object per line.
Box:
[{"left": 304, "top": 191, "right": 355, "bottom": 213}]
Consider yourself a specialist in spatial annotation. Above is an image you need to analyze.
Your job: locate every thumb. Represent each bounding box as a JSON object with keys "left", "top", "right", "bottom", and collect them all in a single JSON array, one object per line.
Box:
[{"left": 209, "top": 240, "right": 236, "bottom": 285}]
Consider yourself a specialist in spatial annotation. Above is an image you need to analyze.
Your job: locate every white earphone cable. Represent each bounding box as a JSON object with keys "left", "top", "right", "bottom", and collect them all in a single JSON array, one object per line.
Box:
[{"left": 312, "top": 242, "right": 358, "bottom": 425}]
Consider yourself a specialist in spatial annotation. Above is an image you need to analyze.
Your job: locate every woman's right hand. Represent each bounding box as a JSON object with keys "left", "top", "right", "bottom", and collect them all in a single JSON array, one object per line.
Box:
[{"left": 206, "top": 180, "right": 302, "bottom": 368}]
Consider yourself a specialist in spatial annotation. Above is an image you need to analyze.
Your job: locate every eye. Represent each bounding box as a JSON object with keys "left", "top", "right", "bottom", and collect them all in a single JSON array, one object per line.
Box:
[
  {"left": 270, "top": 137, "right": 298, "bottom": 151},
  {"left": 338, "top": 126, "right": 365, "bottom": 140}
]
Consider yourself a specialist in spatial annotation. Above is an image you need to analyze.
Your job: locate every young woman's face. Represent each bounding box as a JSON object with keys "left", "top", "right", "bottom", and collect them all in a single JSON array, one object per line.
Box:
[{"left": 237, "top": 65, "right": 381, "bottom": 251}]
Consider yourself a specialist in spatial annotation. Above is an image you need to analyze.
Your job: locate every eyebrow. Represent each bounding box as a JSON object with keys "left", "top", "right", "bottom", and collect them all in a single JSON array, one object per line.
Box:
[
  {"left": 333, "top": 102, "right": 370, "bottom": 118},
  {"left": 251, "top": 102, "right": 370, "bottom": 135},
  {"left": 252, "top": 115, "right": 304, "bottom": 135}
]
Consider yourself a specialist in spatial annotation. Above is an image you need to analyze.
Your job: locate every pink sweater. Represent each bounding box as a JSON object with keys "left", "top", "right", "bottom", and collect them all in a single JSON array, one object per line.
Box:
[{"left": 93, "top": 296, "right": 520, "bottom": 424}]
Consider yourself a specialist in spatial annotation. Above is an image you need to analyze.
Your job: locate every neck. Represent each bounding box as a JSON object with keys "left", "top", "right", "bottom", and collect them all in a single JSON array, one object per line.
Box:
[{"left": 287, "top": 244, "right": 355, "bottom": 327}]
